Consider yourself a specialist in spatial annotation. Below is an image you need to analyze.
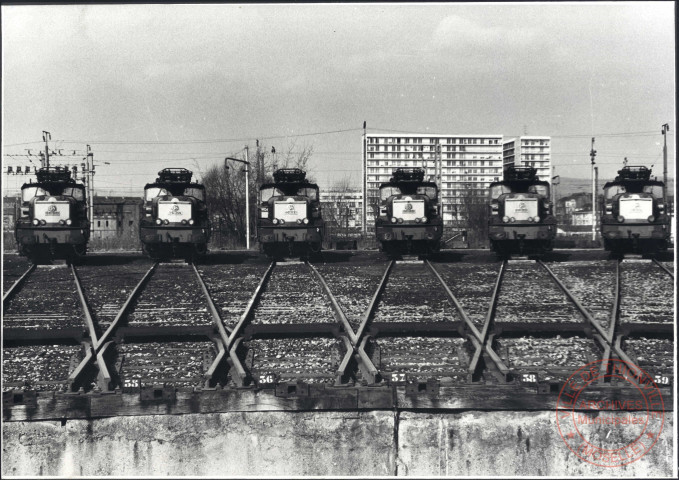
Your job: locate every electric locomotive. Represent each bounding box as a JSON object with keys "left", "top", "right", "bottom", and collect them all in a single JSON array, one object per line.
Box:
[
  {"left": 601, "top": 166, "right": 670, "bottom": 254},
  {"left": 15, "top": 166, "right": 90, "bottom": 262},
  {"left": 139, "top": 168, "right": 211, "bottom": 260},
  {"left": 374, "top": 167, "right": 442, "bottom": 256},
  {"left": 257, "top": 168, "right": 324, "bottom": 257},
  {"left": 488, "top": 166, "right": 556, "bottom": 255}
]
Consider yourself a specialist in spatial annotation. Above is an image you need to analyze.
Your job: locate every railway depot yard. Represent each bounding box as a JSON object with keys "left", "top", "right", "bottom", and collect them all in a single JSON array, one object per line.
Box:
[{"left": 2, "top": 248, "right": 675, "bottom": 476}]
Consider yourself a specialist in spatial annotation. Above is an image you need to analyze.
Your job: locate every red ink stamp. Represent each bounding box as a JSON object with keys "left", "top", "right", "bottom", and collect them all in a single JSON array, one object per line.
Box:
[{"left": 556, "top": 359, "right": 665, "bottom": 467}]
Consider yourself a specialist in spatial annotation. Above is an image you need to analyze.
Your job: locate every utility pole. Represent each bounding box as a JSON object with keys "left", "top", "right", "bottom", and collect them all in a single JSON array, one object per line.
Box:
[
  {"left": 87, "top": 145, "right": 94, "bottom": 228},
  {"left": 42, "top": 131, "right": 51, "bottom": 168},
  {"left": 590, "top": 138, "right": 597, "bottom": 242},
  {"left": 362, "top": 121, "right": 367, "bottom": 237},
  {"left": 662, "top": 123, "right": 669, "bottom": 203}
]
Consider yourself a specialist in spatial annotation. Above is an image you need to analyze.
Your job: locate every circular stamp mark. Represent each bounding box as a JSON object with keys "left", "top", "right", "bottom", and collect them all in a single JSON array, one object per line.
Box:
[{"left": 556, "top": 359, "right": 665, "bottom": 468}]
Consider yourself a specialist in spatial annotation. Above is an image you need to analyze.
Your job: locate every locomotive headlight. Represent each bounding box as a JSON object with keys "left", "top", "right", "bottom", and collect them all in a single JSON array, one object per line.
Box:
[
  {"left": 181, "top": 219, "right": 188, "bottom": 225},
  {"left": 32, "top": 219, "right": 39, "bottom": 226},
  {"left": 273, "top": 218, "right": 279, "bottom": 225},
  {"left": 66, "top": 219, "right": 72, "bottom": 225},
  {"left": 421, "top": 217, "right": 428, "bottom": 223},
  {"left": 279, "top": 219, "right": 285, "bottom": 225},
  {"left": 617, "top": 216, "right": 625, "bottom": 223},
  {"left": 391, "top": 217, "right": 397, "bottom": 224},
  {"left": 297, "top": 219, "right": 302, "bottom": 224},
  {"left": 398, "top": 218, "right": 404, "bottom": 224},
  {"left": 40, "top": 219, "right": 46, "bottom": 225},
  {"left": 647, "top": 215, "right": 655, "bottom": 223},
  {"left": 156, "top": 219, "right": 162, "bottom": 225},
  {"left": 510, "top": 217, "right": 516, "bottom": 223},
  {"left": 163, "top": 219, "right": 169, "bottom": 225},
  {"left": 188, "top": 219, "right": 194, "bottom": 225},
  {"left": 502, "top": 216, "right": 510, "bottom": 223},
  {"left": 303, "top": 218, "right": 309, "bottom": 224},
  {"left": 658, "top": 204, "right": 665, "bottom": 213},
  {"left": 415, "top": 218, "right": 421, "bottom": 223},
  {"left": 59, "top": 219, "right": 66, "bottom": 225},
  {"left": 527, "top": 217, "right": 534, "bottom": 223},
  {"left": 605, "top": 204, "right": 613, "bottom": 214}
]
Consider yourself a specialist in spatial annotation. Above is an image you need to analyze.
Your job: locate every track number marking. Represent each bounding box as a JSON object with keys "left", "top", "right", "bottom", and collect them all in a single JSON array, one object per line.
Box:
[
  {"left": 391, "top": 373, "right": 406, "bottom": 383},
  {"left": 123, "top": 378, "right": 139, "bottom": 388},
  {"left": 522, "top": 373, "right": 537, "bottom": 383},
  {"left": 654, "top": 375, "right": 670, "bottom": 386}
]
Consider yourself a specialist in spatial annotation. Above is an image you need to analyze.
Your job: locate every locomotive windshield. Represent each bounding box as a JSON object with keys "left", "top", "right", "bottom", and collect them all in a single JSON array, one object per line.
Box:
[
  {"left": 182, "top": 187, "right": 205, "bottom": 201},
  {"left": 144, "top": 187, "right": 169, "bottom": 201},
  {"left": 604, "top": 185, "right": 626, "bottom": 199},
  {"left": 296, "top": 187, "right": 318, "bottom": 200},
  {"left": 489, "top": 184, "right": 512, "bottom": 199},
  {"left": 259, "top": 187, "right": 285, "bottom": 201},
  {"left": 527, "top": 185, "right": 549, "bottom": 197},
  {"left": 380, "top": 186, "right": 402, "bottom": 201},
  {"left": 21, "top": 186, "right": 49, "bottom": 202},
  {"left": 642, "top": 185, "right": 664, "bottom": 197},
  {"left": 21, "top": 185, "right": 85, "bottom": 202},
  {"left": 416, "top": 186, "right": 438, "bottom": 199}
]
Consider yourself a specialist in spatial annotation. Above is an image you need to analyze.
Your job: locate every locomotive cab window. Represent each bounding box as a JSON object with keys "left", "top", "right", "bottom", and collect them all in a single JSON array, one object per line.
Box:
[
  {"left": 296, "top": 187, "right": 318, "bottom": 200},
  {"left": 259, "top": 187, "right": 284, "bottom": 202},
  {"left": 489, "top": 185, "right": 511, "bottom": 200},
  {"left": 604, "top": 185, "right": 626, "bottom": 199},
  {"left": 182, "top": 187, "right": 205, "bottom": 201},
  {"left": 642, "top": 185, "right": 664, "bottom": 198},
  {"left": 528, "top": 185, "right": 549, "bottom": 197},
  {"left": 380, "top": 186, "right": 402, "bottom": 201},
  {"left": 416, "top": 186, "right": 438, "bottom": 199},
  {"left": 144, "top": 187, "right": 169, "bottom": 201},
  {"left": 61, "top": 187, "right": 86, "bottom": 201},
  {"left": 21, "top": 187, "right": 49, "bottom": 202}
]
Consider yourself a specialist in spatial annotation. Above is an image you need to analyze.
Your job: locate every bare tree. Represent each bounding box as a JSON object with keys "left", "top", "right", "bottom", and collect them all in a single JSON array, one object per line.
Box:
[
  {"left": 201, "top": 141, "right": 314, "bottom": 248},
  {"left": 457, "top": 183, "right": 489, "bottom": 248}
]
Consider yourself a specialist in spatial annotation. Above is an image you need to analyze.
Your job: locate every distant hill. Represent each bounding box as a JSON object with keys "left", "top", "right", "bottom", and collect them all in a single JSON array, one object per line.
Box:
[{"left": 554, "top": 176, "right": 675, "bottom": 199}]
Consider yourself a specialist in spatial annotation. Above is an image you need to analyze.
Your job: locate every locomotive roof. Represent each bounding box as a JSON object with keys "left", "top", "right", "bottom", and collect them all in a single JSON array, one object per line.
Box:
[
  {"left": 21, "top": 166, "right": 83, "bottom": 188},
  {"left": 603, "top": 165, "right": 664, "bottom": 188},
  {"left": 259, "top": 179, "right": 319, "bottom": 190},
  {"left": 378, "top": 179, "right": 438, "bottom": 189},
  {"left": 143, "top": 180, "right": 205, "bottom": 189}
]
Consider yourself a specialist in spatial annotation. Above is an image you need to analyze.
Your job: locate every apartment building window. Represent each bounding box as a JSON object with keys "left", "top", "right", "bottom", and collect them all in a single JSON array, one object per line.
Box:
[{"left": 369, "top": 153, "right": 374, "bottom": 159}]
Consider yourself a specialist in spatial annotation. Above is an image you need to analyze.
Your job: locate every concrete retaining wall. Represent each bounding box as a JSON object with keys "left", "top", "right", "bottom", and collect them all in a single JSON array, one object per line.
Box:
[{"left": 2, "top": 411, "right": 673, "bottom": 477}]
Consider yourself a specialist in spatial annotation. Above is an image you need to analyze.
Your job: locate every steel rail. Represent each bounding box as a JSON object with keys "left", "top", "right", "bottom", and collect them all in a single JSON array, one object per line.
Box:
[
  {"left": 537, "top": 260, "right": 637, "bottom": 367},
  {"left": 95, "top": 262, "right": 158, "bottom": 352},
  {"left": 2, "top": 264, "right": 36, "bottom": 307},
  {"left": 468, "top": 260, "right": 507, "bottom": 376},
  {"left": 599, "top": 260, "right": 621, "bottom": 381},
  {"left": 95, "top": 341, "right": 114, "bottom": 391},
  {"left": 652, "top": 258, "right": 674, "bottom": 279},
  {"left": 425, "top": 260, "right": 510, "bottom": 375},
  {"left": 306, "top": 261, "right": 357, "bottom": 343},
  {"left": 307, "top": 261, "right": 380, "bottom": 384},
  {"left": 192, "top": 264, "right": 233, "bottom": 347},
  {"left": 354, "top": 260, "right": 394, "bottom": 342},
  {"left": 205, "top": 339, "right": 227, "bottom": 387},
  {"left": 66, "top": 343, "right": 94, "bottom": 392},
  {"left": 70, "top": 265, "right": 99, "bottom": 345}
]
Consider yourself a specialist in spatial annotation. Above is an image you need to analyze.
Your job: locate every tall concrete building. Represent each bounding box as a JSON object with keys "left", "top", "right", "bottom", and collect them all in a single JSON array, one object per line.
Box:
[
  {"left": 362, "top": 133, "right": 504, "bottom": 228},
  {"left": 502, "top": 136, "right": 552, "bottom": 183}
]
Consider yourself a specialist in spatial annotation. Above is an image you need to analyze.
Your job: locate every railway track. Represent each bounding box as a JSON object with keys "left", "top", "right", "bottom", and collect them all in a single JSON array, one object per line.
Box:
[{"left": 3, "top": 254, "right": 674, "bottom": 395}]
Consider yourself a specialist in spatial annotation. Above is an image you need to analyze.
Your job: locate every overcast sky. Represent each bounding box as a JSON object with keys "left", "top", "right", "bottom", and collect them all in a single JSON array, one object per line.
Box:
[{"left": 1, "top": 2, "right": 675, "bottom": 196}]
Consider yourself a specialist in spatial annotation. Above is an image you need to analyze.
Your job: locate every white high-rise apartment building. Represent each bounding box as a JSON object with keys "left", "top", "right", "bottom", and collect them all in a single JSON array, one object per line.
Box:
[
  {"left": 502, "top": 136, "right": 552, "bottom": 183},
  {"left": 362, "top": 134, "right": 504, "bottom": 227}
]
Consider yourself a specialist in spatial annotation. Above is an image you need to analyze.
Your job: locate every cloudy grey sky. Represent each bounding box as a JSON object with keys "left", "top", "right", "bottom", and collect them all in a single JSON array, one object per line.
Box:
[{"left": 1, "top": 2, "right": 675, "bottom": 196}]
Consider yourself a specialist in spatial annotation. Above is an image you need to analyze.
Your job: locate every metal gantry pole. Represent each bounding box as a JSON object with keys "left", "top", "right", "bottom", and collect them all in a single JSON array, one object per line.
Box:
[
  {"left": 590, "top": 137, "right": 597, "bottom": 242},
  {"left": 662, "top": 123, "right": 669, "bottom": 204},
  {"left": 244, "top": 146, "right": 250, "bottom": 250},
  {"left": 362, "top": 121, "right": 367, "bottom": 238},
  {"left": 42, "top": 131, "right": 51, "bottom": 168}
]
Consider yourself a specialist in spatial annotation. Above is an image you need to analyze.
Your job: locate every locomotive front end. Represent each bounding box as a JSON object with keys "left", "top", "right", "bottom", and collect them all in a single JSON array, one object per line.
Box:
[
  {"left": 601, "top": 166, "right": 670, "bottom": 254},
  {"left": 375, "top": 168, "right": 442, "bottom": 256},
  {"left": 257, "top": 169, "right": 324, "bottom": 257},
  {"left": 15, "top": 167, "right": 90, "bottom": 261},
  {"left": 488, "top": 167, "right": 556, "bottom": 255},
  {"left": 139, "top": 168, "right": 211, "bottom": 260}
]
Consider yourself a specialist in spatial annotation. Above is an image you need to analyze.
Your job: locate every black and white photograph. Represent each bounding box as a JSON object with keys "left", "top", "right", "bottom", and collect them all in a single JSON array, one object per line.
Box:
[{"left": 1, "top": 2, "right": 676, "bottom": 477}]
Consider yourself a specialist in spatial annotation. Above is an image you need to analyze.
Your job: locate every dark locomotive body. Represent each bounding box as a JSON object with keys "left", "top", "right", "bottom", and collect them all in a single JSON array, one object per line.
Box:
[
  {"left": 601, "top": 166, "right": 670, "bottom": 254},
  {"left": 15, "top": 167, "right": 90, "bottom": 262},
  {"left": 374, "top": 168, "right": 442, "bottom": 256},
  {"left": 488, "top": 166, "right": 556, "bottom": 255},
  {"left": 139, "top": 168, "right": 211, "bottom": 260},
  {"left": 257, "top": 168, "right": 325, "bottom": 257}
]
